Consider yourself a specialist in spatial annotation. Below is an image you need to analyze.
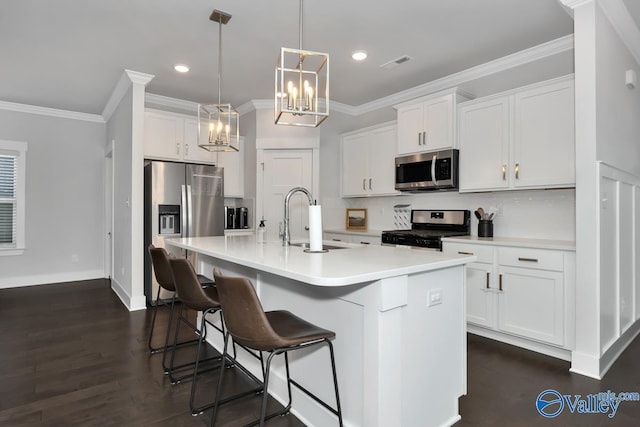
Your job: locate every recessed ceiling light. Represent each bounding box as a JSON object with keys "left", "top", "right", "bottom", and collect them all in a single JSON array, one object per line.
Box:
[
  {"left": 351, "top": 50, "right": 368, "bottom": 61},
  {"left": 174, "top": 64, "right": 190, "bottom": 73}
]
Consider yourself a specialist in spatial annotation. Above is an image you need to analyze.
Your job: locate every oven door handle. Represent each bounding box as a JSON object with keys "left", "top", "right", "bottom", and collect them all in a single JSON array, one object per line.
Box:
[{"left": 431, "top": 154, "right": 437, "bottom": 186}]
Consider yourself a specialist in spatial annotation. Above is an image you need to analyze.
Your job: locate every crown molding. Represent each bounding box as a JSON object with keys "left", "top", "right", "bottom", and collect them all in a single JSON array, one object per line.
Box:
[
  {"left": 145, "top": 93, "right": 199, "bottom": 113},
  {"left": 598, "top": 0, "right": 640, "bottom": 65},
  {"left": 356, "top": 34, "right": 574, "bottom": 115},
  {"left": 143, "top": 34, "right": 574, "bottom": 119},
  {"left": 102, "top": 69, "right": 154, "bottom": 122},
  {"left": 239, "top": 98, "right": 358, "bottom": 115},
  {"left": 0, "top": 100, "right": 104, "bottom": 123},
  {"left": 559, "top": 0, "right": 592, "bottom": 9}
]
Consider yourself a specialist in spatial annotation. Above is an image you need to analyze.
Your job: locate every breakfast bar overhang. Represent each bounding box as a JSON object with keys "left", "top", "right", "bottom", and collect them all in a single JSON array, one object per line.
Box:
[{"left": 167, "top": 235, "right": 476, "bottom": 427}]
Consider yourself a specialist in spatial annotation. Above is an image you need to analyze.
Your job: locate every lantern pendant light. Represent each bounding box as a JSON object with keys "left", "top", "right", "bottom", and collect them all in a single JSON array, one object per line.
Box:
[
  {"left": 198, "top": 9, "right": 239, "bottom": 152},
  {"left": 275, "top": 0, "right": 329, "bottom": 127}
]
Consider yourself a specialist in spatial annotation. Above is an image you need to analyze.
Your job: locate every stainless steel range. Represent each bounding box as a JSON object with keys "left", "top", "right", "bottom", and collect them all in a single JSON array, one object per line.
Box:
[{"left": 381, "top": 209, "right": 470, "bottom": 250}]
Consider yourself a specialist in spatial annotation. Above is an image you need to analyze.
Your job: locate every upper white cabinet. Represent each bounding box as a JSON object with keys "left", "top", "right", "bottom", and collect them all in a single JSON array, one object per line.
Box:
[
  {"left": 395, "top": 89, "right": 471, "bottom": 155},
  {"left": 216, "top": 137, "right": 245, "bottom": 198},
  {"left": 458, "top": 76, "right": 575, "bottom": 192},
  {"left": 145, "top": 109, "right": 245, "bottom": 198},
  {"left": 144, "top": 109, "right": 216, "bottom": 164},
  {"left": 341, "top": 123, "right": 398, "bottom": 197}
]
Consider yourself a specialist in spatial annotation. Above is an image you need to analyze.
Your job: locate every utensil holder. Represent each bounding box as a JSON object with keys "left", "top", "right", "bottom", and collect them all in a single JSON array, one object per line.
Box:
[{"left": 478, "top": 220, "right": 493, "bottom": 238}]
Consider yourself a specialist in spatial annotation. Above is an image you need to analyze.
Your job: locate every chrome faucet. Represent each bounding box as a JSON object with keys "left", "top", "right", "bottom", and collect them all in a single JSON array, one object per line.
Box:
[{"left": 281, "top": 187, "right": 314, "bottom": 246}]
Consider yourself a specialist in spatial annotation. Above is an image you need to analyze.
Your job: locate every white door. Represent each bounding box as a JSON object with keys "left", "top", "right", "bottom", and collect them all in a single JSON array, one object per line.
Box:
[{"left": 262, "top": 150, "right": 314, "bottom": 243}]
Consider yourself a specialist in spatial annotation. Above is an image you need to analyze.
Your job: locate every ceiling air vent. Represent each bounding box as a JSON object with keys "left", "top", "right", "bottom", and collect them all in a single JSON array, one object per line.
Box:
[{"left": 380, "top": 55, "right": 414, "bottom": 69}]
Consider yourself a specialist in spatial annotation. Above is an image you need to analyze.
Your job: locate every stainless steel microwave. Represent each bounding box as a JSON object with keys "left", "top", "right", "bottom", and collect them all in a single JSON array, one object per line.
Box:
[{"left": 395, "top": 149, "right": 459, "bottom": 191}]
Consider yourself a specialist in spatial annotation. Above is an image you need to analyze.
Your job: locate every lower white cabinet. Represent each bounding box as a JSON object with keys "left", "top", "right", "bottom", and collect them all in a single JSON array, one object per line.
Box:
[
  {"left": 443, "top": 241, "right": 574, "bottom": 353},
  {"left": 324, "top": 232, "right": 381, "bottom": 246}
]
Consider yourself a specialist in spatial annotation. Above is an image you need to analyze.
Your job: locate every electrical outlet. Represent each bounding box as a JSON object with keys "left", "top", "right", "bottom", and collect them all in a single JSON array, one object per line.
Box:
[{"left": 427, "top": 288, "right": 443, "bottom": 307}]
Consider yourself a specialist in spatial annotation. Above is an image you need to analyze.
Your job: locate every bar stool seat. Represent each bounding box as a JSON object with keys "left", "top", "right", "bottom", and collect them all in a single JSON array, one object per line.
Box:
[{"left": 211, "top": 271, "right": 343, "bottom": 426}]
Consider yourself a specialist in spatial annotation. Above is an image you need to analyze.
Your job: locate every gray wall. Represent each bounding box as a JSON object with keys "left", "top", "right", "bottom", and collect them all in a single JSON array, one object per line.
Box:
[{"left": 0, "top": 109, "right": 106, "bottom": 287}]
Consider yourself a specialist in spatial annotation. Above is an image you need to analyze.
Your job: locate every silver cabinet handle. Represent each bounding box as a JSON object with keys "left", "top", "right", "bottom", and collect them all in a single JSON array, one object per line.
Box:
[
  {"left": 331, "top": 238, "right": 342, "bottom": 242},
  {"left": 518, "top": 257, "right": 539, "bottom": 263},
  {"left": 486, "top": 272, "right": 490, "bottom": 289},
  {"left": 458, "top": 251, "right": 474, "bottom": 255},
  {"left": 502, "top": 164, "right": 506, "bottom": 180},
  {"left": 304, "top": 225, "right": 309, "bottom": 231},
  {"left": 499, "top": 274, "right": 503, "bottom": 291},
  {"left": 363, "top": 179, "right": 366, "bottom": 190},
  {"left": 176, "top": 143, "right": 181, "bottom": 155},
  {"left": 369, "top": 178, "right": 372, "bottom": 190},
  {"left": 360, "top": 241, "right": 371, "bottom": 245},
  {"left": 185, "top": 144, "right": 189, "bottom": 156},
  {"left": 418, "top": 132, "right": 422, "bottom": 146},
  {"left": 423, "top": 131, "right": 427, "bottom": 145},
  {"left": 515, "top": 163, "right": 520, "bottom": 179}
]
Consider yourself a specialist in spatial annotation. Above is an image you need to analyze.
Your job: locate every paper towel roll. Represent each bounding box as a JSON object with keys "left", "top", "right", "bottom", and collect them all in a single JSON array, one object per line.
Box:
[{"left": 308, "top": 205, "right": 323, "bottom": 252}]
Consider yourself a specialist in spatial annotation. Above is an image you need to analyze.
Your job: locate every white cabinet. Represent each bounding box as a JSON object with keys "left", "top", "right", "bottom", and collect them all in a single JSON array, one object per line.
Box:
[
  {"left": 324, "top": 231, "right": 381, "bottom": 246},
  {"left": 341, "top": 123, "right": 398, "bottom": 197},
  {"left": 216, "top": 137, "right": 245, "bottom": 198},
  {"left": 512, "top": 80, "right": 575, "bottom": 188},
  {"left": 145, "top": 110, "right": 245, "bottom": 197},
  {"left": 458, "top": 97, "right": 511, "bottom": 191},
  {"left": 443, "top": 241, "right": 574, "bottom": 352},
  {"left": 395, "top": 89, "right": 470, "bottom": 155},
  {"left": 458, "top": 76, "right": 575, "bottom": 192},
  {"left": 144, "top": 110, "right": 215, "bottom": 164}
]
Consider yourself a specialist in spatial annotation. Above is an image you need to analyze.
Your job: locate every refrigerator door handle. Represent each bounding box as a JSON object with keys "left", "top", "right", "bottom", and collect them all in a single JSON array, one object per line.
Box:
[
  {"left": 181, "top": 184, "right": 187, "bottom": 237},
  {"left": 186, "top": 184, "right": 193, "bottom": 237}
]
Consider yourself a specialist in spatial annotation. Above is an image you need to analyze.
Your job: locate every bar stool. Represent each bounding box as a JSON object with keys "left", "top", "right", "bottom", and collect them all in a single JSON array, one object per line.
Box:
[
  {"left": 211, "top": 271, "right": 343, "bottom": 427},
  {"left": 147, "top": 245, "right": 214, "bottom": 373},
  {"left": 169, "top": 259, "right": 263, "bottom": 416}
]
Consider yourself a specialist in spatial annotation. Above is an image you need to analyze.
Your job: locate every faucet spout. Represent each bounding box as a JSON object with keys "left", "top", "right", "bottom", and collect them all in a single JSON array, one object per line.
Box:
[{"left": 282, "top": 187, "right": 314, "bottom": 246}]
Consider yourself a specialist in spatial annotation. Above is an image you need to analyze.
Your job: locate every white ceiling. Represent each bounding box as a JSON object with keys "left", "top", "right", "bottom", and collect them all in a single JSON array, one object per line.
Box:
[{"left": 0, "top": 0, "right": 582, "bottom": 115}]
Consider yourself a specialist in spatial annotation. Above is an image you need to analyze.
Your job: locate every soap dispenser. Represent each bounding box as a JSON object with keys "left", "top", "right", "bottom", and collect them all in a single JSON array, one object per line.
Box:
[{"left": 257, "top": 219, "right": 266, "bottom": 243}]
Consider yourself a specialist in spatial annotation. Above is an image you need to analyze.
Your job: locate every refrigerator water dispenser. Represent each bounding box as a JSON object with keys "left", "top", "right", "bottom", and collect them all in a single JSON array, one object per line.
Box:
[{"left": 158, "top": 204, "right": 180, "bottom": 235}]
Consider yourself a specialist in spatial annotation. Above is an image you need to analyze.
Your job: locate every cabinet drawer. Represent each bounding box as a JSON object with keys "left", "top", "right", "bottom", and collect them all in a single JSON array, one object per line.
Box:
[
  {"left": 498, "top": 247, "right": 563, "bottom": 271},
  {"left": 444, "top": 242, "right": 494, "bottom": 263}
]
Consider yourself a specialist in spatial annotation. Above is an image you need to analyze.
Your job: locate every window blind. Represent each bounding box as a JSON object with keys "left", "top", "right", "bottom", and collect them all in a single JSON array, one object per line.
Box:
[{"left": 0, "top": 155, "right": 17, "bottom": 245}]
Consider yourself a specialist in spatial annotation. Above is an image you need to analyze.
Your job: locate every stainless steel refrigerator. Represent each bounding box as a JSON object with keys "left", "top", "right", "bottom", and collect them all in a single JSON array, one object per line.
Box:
[{"left": 144, "top": 160, "right": 224, "bottom": 304}]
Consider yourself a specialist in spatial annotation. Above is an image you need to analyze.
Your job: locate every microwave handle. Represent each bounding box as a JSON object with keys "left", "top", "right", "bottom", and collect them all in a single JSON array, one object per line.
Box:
[{"left": 431, "top": 154, "right": 437, "bottom": 186}]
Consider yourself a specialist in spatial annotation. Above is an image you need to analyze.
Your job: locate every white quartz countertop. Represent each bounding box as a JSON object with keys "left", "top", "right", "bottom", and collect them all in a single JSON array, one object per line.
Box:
[
  {"left": 441, "top": 235, "right": 576, "bottom": 251},
  {"left": 167, "top": 235, "right": 475, "bottom": 287},
  {"left": 324, "top": 228, "right": 384, "bottom": 237}
]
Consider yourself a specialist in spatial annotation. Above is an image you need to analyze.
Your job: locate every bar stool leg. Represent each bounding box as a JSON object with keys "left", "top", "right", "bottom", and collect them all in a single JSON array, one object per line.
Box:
[
  {"left": 211, "top": 332, "right": 230, "bottom": 427},
  {"left": 327, "top": 340, "right": 344, "bottom": 426}
]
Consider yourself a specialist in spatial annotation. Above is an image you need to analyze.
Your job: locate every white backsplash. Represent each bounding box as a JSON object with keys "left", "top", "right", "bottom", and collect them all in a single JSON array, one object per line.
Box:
[{"left": 322, "top": 188, "right": 576, "bottom": 241}]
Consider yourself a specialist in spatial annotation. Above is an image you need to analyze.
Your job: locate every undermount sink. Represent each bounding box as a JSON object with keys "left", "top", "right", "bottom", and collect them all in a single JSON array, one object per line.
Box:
[{"left": 289, "top": 242, "right": 349, "bottom": 250}]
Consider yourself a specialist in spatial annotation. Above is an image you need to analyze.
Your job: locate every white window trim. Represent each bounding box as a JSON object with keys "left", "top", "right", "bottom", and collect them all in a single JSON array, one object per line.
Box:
[{"left": 0, "top": 140, "right": 27, "bottom": 256}]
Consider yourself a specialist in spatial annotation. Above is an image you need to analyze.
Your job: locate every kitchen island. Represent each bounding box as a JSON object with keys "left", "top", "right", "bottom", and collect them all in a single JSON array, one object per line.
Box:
[{"left": 167, "top": 235, "right": 476, "bottom": 427}]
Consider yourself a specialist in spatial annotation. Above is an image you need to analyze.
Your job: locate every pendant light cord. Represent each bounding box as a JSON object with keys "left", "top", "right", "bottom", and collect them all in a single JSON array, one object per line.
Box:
[
  {"left": 299, "top": 0, "right": 303, "bottom": 52},
  {"left": 217, "top": 15, "right": 222, "bottom": 106}
]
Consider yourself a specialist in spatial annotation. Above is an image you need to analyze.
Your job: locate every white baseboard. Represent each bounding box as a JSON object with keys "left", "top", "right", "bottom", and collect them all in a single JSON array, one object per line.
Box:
[
  {"left": 0, "top": 269, "right": 105, "bottom": 289},
  {"left": 110, "top": 277, "right": 147, "bottom": 312},
  {"left": 599, "top": 320, "right": 640, "bottom": 378}
]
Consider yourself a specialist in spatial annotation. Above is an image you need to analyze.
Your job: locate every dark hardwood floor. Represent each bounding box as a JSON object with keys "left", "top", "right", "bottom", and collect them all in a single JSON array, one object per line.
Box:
[{"left": 1, "top": 279, "right": 639, "bottom": 426}]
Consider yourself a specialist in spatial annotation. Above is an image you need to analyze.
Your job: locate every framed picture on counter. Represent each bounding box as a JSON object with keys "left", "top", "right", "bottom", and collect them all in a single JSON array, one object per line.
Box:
[{"left": 346, "top": 208, "right": 367, "bottom": 230}]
